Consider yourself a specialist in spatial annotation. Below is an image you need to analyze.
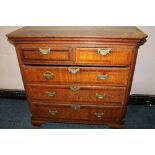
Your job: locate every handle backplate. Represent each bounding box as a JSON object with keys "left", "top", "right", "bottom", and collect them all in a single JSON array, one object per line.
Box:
[
  {"left": 39, "top": 48, "right": 51, "bottom": 55},
  {"left": 46, "top": 91, "right": 56, "bottom": 97},
  {"left": 49, "top": 110, "right": 58, "bottom": 116},
  {"left": 98, "top": 48, "right": 111, "bottom": 56},
  {"left": 94, "top": 112, "right": 104, "bottom": 118},
  {"left": 96, "top": 93, "right": 106, "bottom": 99},
  {"left": 96, "top": 74, "right": 109, "bottom": 80}
]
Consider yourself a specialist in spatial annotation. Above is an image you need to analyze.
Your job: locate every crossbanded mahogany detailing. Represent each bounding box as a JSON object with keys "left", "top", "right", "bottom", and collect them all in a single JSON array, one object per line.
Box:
[
  {"left": 31, "top": 103, "right": 122, "bottom": 123},
  {"left": 24, "top": 66, "right": 130, "bottom": 86},
  {"left": 27, "top": 85, "right": 126, "bottom": 105},
  {"left": 20, "top": 47, "right": 73, "bottom": 64},
  {"left": 75, "top": 46, "right": 133, "bottom": 65},
  {"left": 7, "top": 26, "right": 147, "bottom": 128}
]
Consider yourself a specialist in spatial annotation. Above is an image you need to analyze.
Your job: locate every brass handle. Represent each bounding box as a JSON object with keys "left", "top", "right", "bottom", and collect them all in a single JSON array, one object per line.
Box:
[
  {"left": 43, "top": 71, "right": 54, "bottom": 79},
  {"left": 96, "top": 93, "right": 106, "bottom": 99},
  {"left": 70, "top": 86, "right": 80, "bottom": 92},
  {"left": 46, "top": 91, "right": 56, "bottom": 97},
  {"left": 68, "top": 67, "right": 80, "bottom": 74},
  {"left": 71, "top": 103, "right": 80, "bottom": 111},
  {"left": 49, "top": 110, "right": 58, "bottom": 116},
  {"left": 96, "top": 74, "right": 109, "bottom": 80},
  {"left": 98, "top": 48, "right": 111, "bottom": 56},
  {"left": 94, "top": 112, "right": 104, "bottom": 118},
  {"left": 39, "top": 48, "right": 51, "bottom": 55}
]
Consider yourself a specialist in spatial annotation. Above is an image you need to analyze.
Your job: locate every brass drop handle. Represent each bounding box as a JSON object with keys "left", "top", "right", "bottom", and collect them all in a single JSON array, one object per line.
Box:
[
  {"left": 98, "top": 48, "right": 111, "bottom": 56},
  {"left": 46, "top": 91, "right": 56, "bottom": 97},
  {"left": 71, "top": 103, "right": 80, "bottom": 111},
  {"left": 43, "top": 71, "right": 54, "bottom": 79},
  {"left": 68, "top": 67, "right": 80, "bottom": 74},
  {"left": 96, "top": 93, "right": 106, "bottom": 99},
  {"left": 49, "top": 110, "right": 58, "bottom": 116},
  {"left": 94, "top": 112, "right": 104, "bottom": 118},
  {"left": 70, "top": 86, "right": 80, "bottom": 92},
  {"left": 39, "top": 48, "right": 51, "bottom": 55},
  {"left": 96, "top": 74, "right": 109, "bottom": 80}
]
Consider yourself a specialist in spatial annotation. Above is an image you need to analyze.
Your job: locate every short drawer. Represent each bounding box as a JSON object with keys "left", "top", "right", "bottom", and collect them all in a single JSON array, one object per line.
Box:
[
  {"left": 19, "top": 46, "right": 72, "bottom": 64},
  {"left": 24, "top": 66, "right": 130, "bottom": 86},
  {"left": 76, "top": 46, "right": 134, "bottom": 65},
  {"left": 27, "top": 85, "right": 126, "bottom": 105},
  {"left": 31, "top": 103, "right": 122, "bottom": 122}
]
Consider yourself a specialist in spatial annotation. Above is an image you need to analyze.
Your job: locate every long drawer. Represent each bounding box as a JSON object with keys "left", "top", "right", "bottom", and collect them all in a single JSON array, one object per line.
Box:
[
  {"left": 24, "top": 66, "right": 130, "bottom": 86},
  {"left": 31, "top": 103, "right": 122, "bottom": 122},
  {"left": 27, "top": 84, "right": 126, "bottom": 105}
]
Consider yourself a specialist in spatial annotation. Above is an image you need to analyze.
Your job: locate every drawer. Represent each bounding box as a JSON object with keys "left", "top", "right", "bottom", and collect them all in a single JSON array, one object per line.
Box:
[
  {"left": 76, "top": 46, "right": 134, "bottom": 65},
  {"left": 27, "top": 85, "right": 126, "bottom": 105},
  {"left": 24, "top": 66, "right": 130, "bottom": 86},
  {"left": 20, "top": 46, "right": 72, "bottom": 64},
  {"left": 31, "top": 103, "right": 122, "bottom": 122}
]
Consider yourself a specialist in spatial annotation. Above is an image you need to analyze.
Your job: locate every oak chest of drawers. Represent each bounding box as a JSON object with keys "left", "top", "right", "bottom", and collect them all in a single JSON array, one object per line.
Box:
[{"left": 7, "top": 26, "right": 147, "bottom": 128}]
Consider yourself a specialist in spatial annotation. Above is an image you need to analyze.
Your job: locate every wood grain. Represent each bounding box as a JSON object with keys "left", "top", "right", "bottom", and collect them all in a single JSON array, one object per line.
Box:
[
  {"left": 23, "top": 66, "right": 130, "bottom": 86},
  {"left": 76, "top": 46, "right": 133, "bottom": 65},
  {"left": 27, "top": 84, "right": 126, "bottom": 105},
  {"left": 20, "top": 46, "right": 73, "bottom": 64},
  {"left": 31, "top": 103, "right": 122, "bottom": 123},
  {"left": 7, "top": 26, "right": 147, "bottom": 40},
  {"left": 6, "top": 26, "right": 147, "bottom": 128}
]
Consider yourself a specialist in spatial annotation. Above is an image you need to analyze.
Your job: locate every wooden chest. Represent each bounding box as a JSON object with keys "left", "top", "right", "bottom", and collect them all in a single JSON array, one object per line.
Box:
[{"left": 7, "top": 26, "right": 147, "bottom": 128}]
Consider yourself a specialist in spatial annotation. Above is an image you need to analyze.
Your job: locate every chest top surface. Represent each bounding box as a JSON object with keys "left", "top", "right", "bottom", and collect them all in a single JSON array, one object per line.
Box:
[{"left": 7, "top": 26, "right": 147, "bottom": 40}]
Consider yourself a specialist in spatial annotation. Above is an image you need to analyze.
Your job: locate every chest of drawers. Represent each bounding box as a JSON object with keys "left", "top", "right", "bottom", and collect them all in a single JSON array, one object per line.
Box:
[{"left": 7, "top": 26, "right": 147, "bottom": 128}]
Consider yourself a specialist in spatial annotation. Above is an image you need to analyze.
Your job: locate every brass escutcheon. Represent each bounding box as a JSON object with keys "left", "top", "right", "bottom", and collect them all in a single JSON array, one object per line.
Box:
[
  {"left": 68, "top": 67, "right": 80, "bottom": 74},
  {"left": 70, "top": 86, "right": 80, "bottom": 92},
  {"left": 71, "top": 103, "right": 80, "bottom": 111}
]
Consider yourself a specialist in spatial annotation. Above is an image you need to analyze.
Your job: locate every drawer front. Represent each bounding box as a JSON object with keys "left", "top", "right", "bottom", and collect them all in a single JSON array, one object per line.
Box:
[
  {"left": 20, "top": 47, "right": 72, "bottom": 64},
  {"left": 31, "top": 103, "right": 122, "bottom": 121},
  {"left": 27, "top": 85, "right": 126, "bottom": 105},
  {"left": 24, "top": 66, "right": 129, "bottom": 86},
  {"left": 76, "top": 46, "right": 133, "bottom": 65}
]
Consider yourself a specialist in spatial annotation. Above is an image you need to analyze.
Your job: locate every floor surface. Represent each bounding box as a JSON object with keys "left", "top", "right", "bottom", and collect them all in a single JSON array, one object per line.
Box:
[{"left": 0, "top": 98, "right": 155, "bottom": 129}]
